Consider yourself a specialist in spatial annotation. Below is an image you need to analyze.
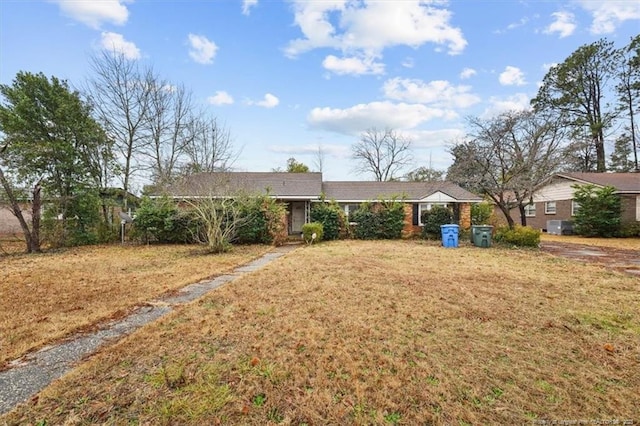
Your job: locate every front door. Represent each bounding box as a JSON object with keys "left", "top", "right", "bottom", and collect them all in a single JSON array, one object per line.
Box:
[{"left": 290, "top": 201, "right": 306, "bottom": 234}]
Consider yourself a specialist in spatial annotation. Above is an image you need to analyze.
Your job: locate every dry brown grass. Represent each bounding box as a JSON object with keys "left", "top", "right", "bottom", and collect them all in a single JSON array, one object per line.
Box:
[
  {"left": 541, "top": 233, "right": 640, "bottom": 250},
  {"left": 2, "top": 240, "right": 639, "bottom": 425},
  {"left": 0, "top": 244, "right": 269, "bottom": 367}
]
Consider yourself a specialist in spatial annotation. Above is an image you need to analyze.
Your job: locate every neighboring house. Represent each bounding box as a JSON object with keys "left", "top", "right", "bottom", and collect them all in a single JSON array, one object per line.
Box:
[
  {"left": 160, "top": 172, "right": 482, "bottom": 236},
  {"left": 514, "top": 172, "right": 640, "bottom": 231}
]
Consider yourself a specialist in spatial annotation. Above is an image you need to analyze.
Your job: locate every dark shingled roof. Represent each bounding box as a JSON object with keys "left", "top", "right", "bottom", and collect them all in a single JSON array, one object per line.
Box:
[
  {"left": 321, "top": 181, "right": 483, "bottom": 202},
  {"left": 557, "top": 172, "right": 640, "bottom": 193},
  {"left": 163, "top": 172, "right": 323, "bottom": 199}
]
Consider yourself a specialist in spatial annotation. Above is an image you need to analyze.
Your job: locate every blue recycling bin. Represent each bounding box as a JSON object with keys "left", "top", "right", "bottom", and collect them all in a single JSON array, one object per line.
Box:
[{"left": 440, "top": 224, "right": 459, "bottom": 248}]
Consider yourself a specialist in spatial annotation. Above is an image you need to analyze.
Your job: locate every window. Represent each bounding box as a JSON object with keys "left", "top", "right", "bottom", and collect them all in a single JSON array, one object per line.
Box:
[
  {"left": 545, "top": 201, "right": 556, "bottom": 214},
  {"left": 571, "top": 200, "right": 580, "bottom": 216},
  {"left": 418, "top": 203, "right": 449, "bottom": 225},
  {"left": 524, "top": 203, "right": 536, "bottom": 217},
  {"left": 341, "top": 203, "right": 361, "bottom": 223},
  {"left": 636, "top": 196, "right": 640, "bottom": 221}
]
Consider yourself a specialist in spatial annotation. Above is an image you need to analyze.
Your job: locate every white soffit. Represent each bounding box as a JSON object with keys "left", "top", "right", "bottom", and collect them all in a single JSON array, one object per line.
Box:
[{"left": 421, "top": 191, "right": 457, "bottom": 203}]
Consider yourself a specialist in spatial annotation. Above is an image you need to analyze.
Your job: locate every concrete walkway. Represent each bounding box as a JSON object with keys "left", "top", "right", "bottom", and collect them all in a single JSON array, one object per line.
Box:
[{"left": 0, "top": 244, "right": 300, "bottom": 415}]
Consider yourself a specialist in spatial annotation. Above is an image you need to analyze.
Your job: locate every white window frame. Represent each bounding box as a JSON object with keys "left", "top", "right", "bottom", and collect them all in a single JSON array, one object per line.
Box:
[
  {"left": 545, "top": 201, "right": 556, "bottom": 215},
  {"left": 418, "top": 203, "right": 449, "bottom": 226},
  {"left": 571, "top": 200, "right": 580, "bottom": 216},
  {"left": 636, "top": 196, "right": 640, "bottom": 221},
  {"left": 524, "top": 203, "right": 536, "bottom": 217}
]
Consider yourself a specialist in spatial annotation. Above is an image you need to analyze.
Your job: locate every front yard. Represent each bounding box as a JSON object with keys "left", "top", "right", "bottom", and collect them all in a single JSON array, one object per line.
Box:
[{"left": 1, "top": 239, "right": 639, "bottom": 424}]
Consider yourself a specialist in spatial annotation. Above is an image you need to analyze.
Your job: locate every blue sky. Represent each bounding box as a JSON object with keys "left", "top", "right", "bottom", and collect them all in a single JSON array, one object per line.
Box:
[{"left": 1, "top": 0, "right": 639, "bottom": 186}]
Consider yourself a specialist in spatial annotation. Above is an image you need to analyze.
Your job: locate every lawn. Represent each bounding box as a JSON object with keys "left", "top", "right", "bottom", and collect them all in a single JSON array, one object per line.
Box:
[
  {"left": 2, "top": 240, "right": 639, "bottom": 424},
  {"left": 0, "top": 243, "right": 270, "bottom": 368},
  {"left": 541, "top": 233, "right": 640, "bottom": 250}
]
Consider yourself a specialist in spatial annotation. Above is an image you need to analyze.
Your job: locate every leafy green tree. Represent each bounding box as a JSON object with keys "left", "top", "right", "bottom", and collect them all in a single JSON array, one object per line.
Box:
[
  {"left": 609, "top": 133, "right": 635, "bottom": 171},
  {"left": 286, "top": 157, "right": 310, "bottom": 173},
  {"left": 532, "top": 39, "right": 620, "bottom": 172},
  {"left": 572, "top": 184, "right": 621, "bottom": 237},
  {"left": 404, "top": 166, "right": 444, "bottom": 182},
  {"left": 616, "top": 35, "right": 640, "bottom": 171},
  {"left": 0, "top": 71, "right": 111, "bottom": 252}
]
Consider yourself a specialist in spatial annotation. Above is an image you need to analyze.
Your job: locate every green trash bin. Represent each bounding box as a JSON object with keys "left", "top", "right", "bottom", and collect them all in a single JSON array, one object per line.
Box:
[{"left": 471, "top": 225, "right": 493, "bottom": 248}]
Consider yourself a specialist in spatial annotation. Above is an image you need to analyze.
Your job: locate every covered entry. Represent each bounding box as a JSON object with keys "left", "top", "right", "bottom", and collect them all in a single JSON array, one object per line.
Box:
[{"left": 288, "top": 201, "right": 310, "bottom": 234}]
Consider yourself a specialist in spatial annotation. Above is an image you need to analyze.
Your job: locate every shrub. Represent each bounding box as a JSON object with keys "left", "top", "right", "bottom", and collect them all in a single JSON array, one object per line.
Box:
[
  {"left": 494, "top": 225, "right": 540, "bottom": 247},
  {"left": 572, "top": 184, "right": 621, "bottom": 238},
  {"left": 421, "top": 205, "right": 454, "bottom": 239},
  {"left": 131, "top": 196, "right": 196, "bottom": 244},
  {"left": 618, "top": 222, "right": 640, "bottom": 238},
  {"left": 301, "top": 222, "right": 323, "bottom": 244},
  {"left": 41, "top": 189, "right": 102, "bottom": 247},
  {"left": 351, "top": 200, "right": 405, "bottom": 240},
  {"left": 310, "top": 201, "right": 346, "bottom": 240},
  {"left": 471, "top": 202, "right": 493, "bottom": 225}
]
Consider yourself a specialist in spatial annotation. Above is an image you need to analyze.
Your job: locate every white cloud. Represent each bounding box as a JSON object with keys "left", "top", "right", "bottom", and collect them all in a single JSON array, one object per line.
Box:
[
  {"left": 499, "top": 66, "right": 526, "bottom": 86},
  {"left": 459, "top": 67, "right": 477, "bottom": 80},
  {"left": 401, "top": 57, "right": 415, "bottom": 68},
  {"left": 483, "top": 93, "right": 532, "bottom": 117},
  {"left": 494, "top": 16, "right": 532, "bottom": 34},
  {"left": 268, "top": 143, "right": 349, "bottom": 159},
  {"left": 187, "top": 34, "right": 217, "bottom": 64},
  {"left": 242, "top": 0, "right": 258, "bottom": 15},
  {"left": 322, "top": 54, "right": 385, "bottom": 75},
  {"left": 285, "top": 0, "right": 467, "bottom": 61},
  {"left": 382, "top": 78, "right": 481, "bottom": 109},
  {"left": 52, "top": 0, "right": 130, "bottom": 29},
  {"left": 307, "top": 101, "right": 457, "bottom": 135},
  {"left": 407, "top": 128, "right": 465, "bottom": 149},
  {"left": 576, "top": 0, "right": 640, "bottom": 34},
  {"left": 248, "top": 93, "right": 280, "bottom": 108},
  {"left": 207, "top": 91, "right": 234, "bottom": 106},
  {"left": 544, "top": 11, "right": 576, "bottom": 38},
  {"left": 99, "top": 32, "right": 140, "bottom": 59}
]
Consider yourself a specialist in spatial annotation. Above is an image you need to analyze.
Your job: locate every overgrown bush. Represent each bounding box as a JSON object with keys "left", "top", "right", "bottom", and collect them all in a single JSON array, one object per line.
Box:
[
  {"left": 131, "top": 196, "right": 196, "bottom": 244},
  {"left": 351, "top": 200, "right": 405, "bottom": 240},
  {"left": 301, "top": 222, "right": 323, "bottom": 244},
  {"left": 41, "top": 189, "right": 102, "bottom": 247},
  {"left": 310, "top": 201, "right": 346, "bottom": 240},
  {"left": 235, "top": 196, "right": 287, "bottom": 245},
  {"left": 494, "top": 225, "right": 540, "bottom": 247},
  {"left": 421, "top": 205, "right": 454, "bottom": 239},
  {"left": 618, "top": 222, "right": 640, "bottom": 238},
  {"left": 471, "top": 202, "right": 493, "bottom": 225},
  {"left": 572, "top": 184, "right": 621, "bottom": 237}
]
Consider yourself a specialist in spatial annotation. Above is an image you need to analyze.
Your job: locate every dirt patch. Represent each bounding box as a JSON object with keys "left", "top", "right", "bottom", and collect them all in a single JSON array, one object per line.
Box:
[{"left": 541, "top": 241, "right": 640, "bottom": 277}]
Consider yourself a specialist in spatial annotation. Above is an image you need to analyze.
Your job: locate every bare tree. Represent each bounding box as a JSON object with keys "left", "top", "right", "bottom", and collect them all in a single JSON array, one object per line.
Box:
[
  {"left": 352, "top": 128, "right": 413, "bottom": 181},
  {"left": 86, "top": 51, "right": 154, "bottom": 196},
  {"left": 182, "top": 117, "right": 238, "bottom": 174},
  {"left": 144, "top": 82, "right": 196, "bottom": 186},
  {"left": 448, "top": 111, "right": 566, "bottom": 228},
  {"left": 313, "top": 144, "right": 326, "bottom": 173}
]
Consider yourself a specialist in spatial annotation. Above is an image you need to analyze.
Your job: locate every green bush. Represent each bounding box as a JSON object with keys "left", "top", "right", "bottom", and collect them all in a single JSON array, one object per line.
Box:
[
  {"left": 310, "top": 201, "right": 346, "bottom": 240},
  {"left": 131, "top": 196, "right": 196, "bottom": 244},
  {"left": 421, "top": 205, "right": 454, "bottom": 239},
  {"left": 494, "top": 225, "right": 540, "bottom": 247},
  {"left": 301, "top": 222, "right": 323, "bottom": 244},
  {"left": 471, "top": 202, "right": 493, "bottom": 225},
  {"left": 618, "top": 222, "right": 640, "bottom": 238},
  {"left": 41, "top": 189, "right": 103, "bottom": 247},
  {"left": 572, "top": 184, "right": 621, "bottom": 238},
  {"left": 351, "top": 200, "right": 405, "bottom": 240},
  {"left": 235, "top": 196, "right": 287, "bottom": 245}
]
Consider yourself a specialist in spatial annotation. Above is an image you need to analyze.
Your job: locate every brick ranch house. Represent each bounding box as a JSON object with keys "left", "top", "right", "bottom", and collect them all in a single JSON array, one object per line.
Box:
[
  {"left": 159, "top": 172, "right": 482, "bottom": 237},
  {"left": 505, "top": 172, "right": 640, "bottom": 232}
]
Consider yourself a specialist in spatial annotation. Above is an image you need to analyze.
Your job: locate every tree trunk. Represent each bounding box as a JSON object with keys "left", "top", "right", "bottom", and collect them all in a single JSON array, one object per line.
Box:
[
  {"left": 497, "top": 203, "right": 515, "bottom": 229},
  {"left": 30, "top": 182, "right": 42, "bottom": 253},
  {"left": 519, "top": 204, "right": 527, "bottom": 226},
  {"left": 0, "top": 166, "right": 40, "bottom": 253}
]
